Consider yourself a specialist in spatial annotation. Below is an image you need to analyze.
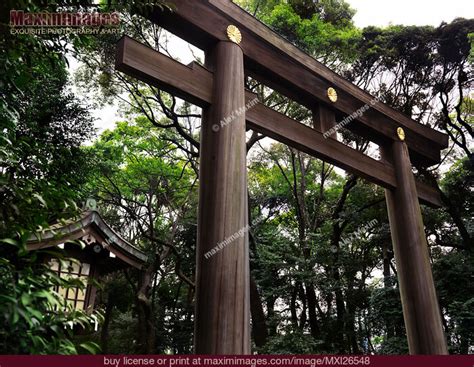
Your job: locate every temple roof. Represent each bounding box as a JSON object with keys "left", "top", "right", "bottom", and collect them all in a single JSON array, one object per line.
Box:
[{"left": 27, "top": 210, "right": 148, "bottom": 269}]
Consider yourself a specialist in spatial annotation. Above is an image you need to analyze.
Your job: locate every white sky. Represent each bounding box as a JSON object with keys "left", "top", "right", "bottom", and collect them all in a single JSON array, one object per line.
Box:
[{"left": 346, "top": 0, "right": 473, "bottom": 28}]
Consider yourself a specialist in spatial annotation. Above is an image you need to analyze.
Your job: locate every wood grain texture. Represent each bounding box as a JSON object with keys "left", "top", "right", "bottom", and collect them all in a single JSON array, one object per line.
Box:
[
  {"left": 313, "top": 104, "right": 337, "bottom": 138},
  {"left": 194, "top": 41, "right": 250, "bottom": 354},
  {"left": 116, "top": 36, "right": 212, "bottom": 107},
  {"left": 383, "top": 143, "right": 448, "bottom": 354},
  {"left": 115, "top": 38, "right": 442, "bottom": 207},
  {"left": 149, "top": 0, "right": 448, "bottom": 166}
]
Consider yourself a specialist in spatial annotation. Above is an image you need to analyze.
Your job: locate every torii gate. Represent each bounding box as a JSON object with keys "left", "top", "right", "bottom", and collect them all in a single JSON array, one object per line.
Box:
[{"left": 115, "top": 0, "right": 449, "bottom": 355}]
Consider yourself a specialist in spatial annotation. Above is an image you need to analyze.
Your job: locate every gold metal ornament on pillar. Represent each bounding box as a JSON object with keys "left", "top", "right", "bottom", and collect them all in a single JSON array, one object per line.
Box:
[
  {"left": 397, "top": 127, "right": 406, "bottom": 141},
  {"left": 226, "top": 25, "right": 242, "bottom": 44},
  {"left": 327, "top": 87, "right": 338, "bottom": 103}
]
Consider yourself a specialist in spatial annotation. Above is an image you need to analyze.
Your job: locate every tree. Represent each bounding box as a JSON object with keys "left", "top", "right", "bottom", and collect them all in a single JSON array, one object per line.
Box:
[
  {"left": 0, "top": 0, "right": 106, "bottom": 354},
  {"left": 86, "top": 116, "right": 197, "bottom": 353},
  {"left": 237, "top": 0, "right": 360, "bottom": 68}
]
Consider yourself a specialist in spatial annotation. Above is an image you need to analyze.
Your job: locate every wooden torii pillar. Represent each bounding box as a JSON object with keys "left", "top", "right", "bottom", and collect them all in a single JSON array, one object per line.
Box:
[
  {"left": 382, "top": 140, "right": 448, "bottom": 354},
  {"left": 116, "top": 0, "right": 449, "bottom": 355},
  {"left": 195, "top": 40, "right": 250, "bottom": 354}
]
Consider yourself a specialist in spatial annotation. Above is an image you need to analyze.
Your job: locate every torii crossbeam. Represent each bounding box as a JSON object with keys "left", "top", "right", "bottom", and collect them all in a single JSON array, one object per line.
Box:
[{"left": 115, "top": 0, "right": 449, "bottom": 355}]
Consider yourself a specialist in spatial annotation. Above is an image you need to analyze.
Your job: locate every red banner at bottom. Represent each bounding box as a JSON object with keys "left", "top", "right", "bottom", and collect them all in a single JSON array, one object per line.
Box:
[{"left": 0, "top": 355, "right": 473, "bottom": 367}]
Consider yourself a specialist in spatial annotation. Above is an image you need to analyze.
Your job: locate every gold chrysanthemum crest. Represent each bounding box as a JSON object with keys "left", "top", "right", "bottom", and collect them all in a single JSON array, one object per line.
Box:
[
  {"left": 327, "top": 87, "right": 338, "bottom": 103},
  {"left": 397, "top": 127, "right": 406, "bottom": 141},
  {"left": 226, "top": 25, "right": 242, "bottom": 44}
]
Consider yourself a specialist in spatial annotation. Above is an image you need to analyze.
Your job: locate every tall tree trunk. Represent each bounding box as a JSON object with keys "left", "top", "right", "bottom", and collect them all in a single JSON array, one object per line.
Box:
[
  {"left": 382, "top": 242, "right": 395, "bottom": 339},
  {"left": 266, "top": 296, "right": 277, "bottom": 337},
  {"left": 383, "top": 243, "right": 392, "bottom": 288},
  {"left": 299, "top": 283, "right": 307, "bottom": 330},
  {"left": 136, "top": 264, "right": 157, "bottom": 354},
  {"left": 250, "top": 275, "right": 268, "bottom": 347},
  {"left": 292, "top": 151, "right": 322, "bottom": 338},
  {"left": 330, "top": 175, "right": 357, "bottom": 353},
  {"left": 248, "top": 193, "right": 268, "bottom": 348},
  {"left": 459, "top": 318, "right": 470, "bottom": 354},
  {"left": 305, "top": 282, "right": 321, "bottom": 338},
  {"left": 329, "top": 220, "right": 346, "bottom": 353},
  {"left": 334, "top": 268, "right": 346, "bottom": 353},
  {"left": 346, "top": 284, "right": 360, "bottom": 354},
  {"left": 100, "top": 296, "right": 114, "bottom": 354},
  {"left": 290, "top": 282, "right": 300, "bottom": 328}
]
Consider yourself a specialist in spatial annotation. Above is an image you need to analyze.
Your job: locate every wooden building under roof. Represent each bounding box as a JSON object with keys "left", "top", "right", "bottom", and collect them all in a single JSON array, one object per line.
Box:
[{"left": 27, "top": 210, "right": 148, "bottom": 312}]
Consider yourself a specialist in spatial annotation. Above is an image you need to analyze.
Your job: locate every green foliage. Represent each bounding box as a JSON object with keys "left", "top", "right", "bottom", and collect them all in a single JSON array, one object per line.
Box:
[
  {"left": 0, "top": 242, "right": 101, "bottom": 354},
  {"left": 1, "top": 3, "right": 97, "bottom": 237},
  {"left": 85, "top": 114, "right": 197, "bottom": 353},
  {"left": 86, "top": 117, "right": 198, "bottom": 229},
  {"left": 433, "top": 251, "right": 474, "bottom": 353},
  {"left": 236, "top": 0, "right": 360, "bottom": 69},
  {"left": 368, "top": 282, "right": 407, "bottom": 354},
  {"left": 0, "top": 0, "right": 103, "bottom": 354},
  {"left": 260, "top": 326, "right": 324, "bottom": 354},
  {"left": 257, "top": 1, "right": 361, "bottom": 65},
  {"left": 105, "top": 311, "right": 139, "bottom": 354},
  {"left": 441, "top": 157, "right": 473, "bottom": 220},
  {"left": 248, "top": 144, "right": 388, "bottom": 353},
  {"left": 469, "top": 33, "right": 474, "bottom": 63}
]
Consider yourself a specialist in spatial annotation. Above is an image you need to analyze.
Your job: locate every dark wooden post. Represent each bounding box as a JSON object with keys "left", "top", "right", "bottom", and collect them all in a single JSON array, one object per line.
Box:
[
  {"left": 313, "top": 104, "right": 337, "bottom": 138},
  {"left": 383, "top": 136, "right": 448, "bottom": 355},
  {"left": 194, "top": 40, "right": 250, "bottom": 354}
]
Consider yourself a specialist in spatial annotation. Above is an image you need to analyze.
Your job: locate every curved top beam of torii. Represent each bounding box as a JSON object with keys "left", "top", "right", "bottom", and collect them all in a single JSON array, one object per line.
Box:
[{"left": 146, "top": 0, "right": 448, "bottom": 167}]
